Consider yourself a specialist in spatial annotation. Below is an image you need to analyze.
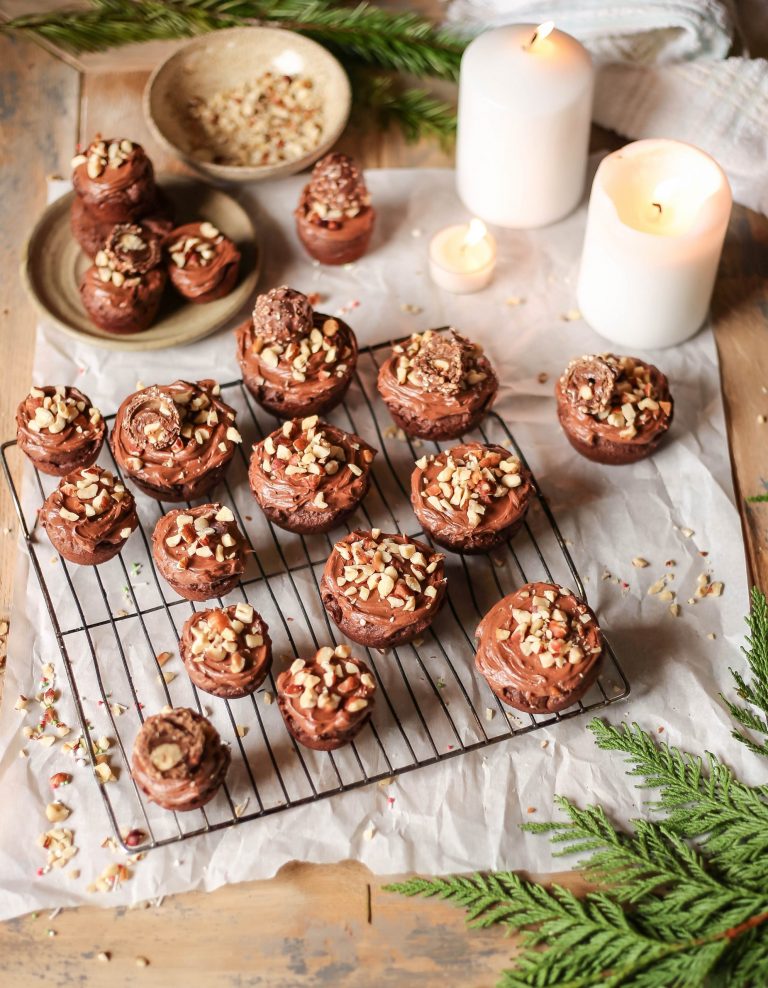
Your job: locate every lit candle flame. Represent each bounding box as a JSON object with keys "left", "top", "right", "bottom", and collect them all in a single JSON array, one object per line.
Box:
[
  {"left": 463, "top": 218, "right": 488, "bottom": 248},
  {"left": 524, "top": 20, "right": 555, "bottom": 50}
]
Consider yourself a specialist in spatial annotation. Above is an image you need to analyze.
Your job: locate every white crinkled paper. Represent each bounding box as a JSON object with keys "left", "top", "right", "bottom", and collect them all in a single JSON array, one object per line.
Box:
[{"left": 0, "top": 167, "right": 752, "bottom": 920}]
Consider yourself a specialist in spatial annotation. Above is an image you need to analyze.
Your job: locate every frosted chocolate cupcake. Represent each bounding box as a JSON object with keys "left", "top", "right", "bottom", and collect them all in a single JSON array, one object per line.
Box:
[
  {"left": 276, "top": 645, "right": 376, "bottom": 751},
  {"left": 71, "top": 137, "right": 157, "bottom": 223},
  {"left": 235, "top": 286, "right": 357, "bottom": 418},
  {"left": 41, "top": 465, "right": 138, "bottom": 566},
  {"left": 320, "top": 530, "right": 447, "bottom": 649},
  {"left": 166, "top": 221, "right": 241, "bottom": 304},
  {"left": 294, "top": 153, "right": 375, "bottom": 265},
  {"left": 79, "top": 223, "right": 166, "bottom": 334},
  {"left": 248, "top": 416, "right": 376, "bottom": 535},
  {"left": 131, "top": 707, "right": 231, "bottom": 812},
  {"left": 377, "top": 329, "right": 498, "bottom": 441},
  {"left": 411, "top": 443, "right": 533, "bottom": 554},
  {"left": 111, "top": 380, "right": 241, "bottom": 502},
  {"left": 16, "top": 385, "right": 105, "bottom": 477},
  {"left": 180, "top": 602, "right": 272, "bottom": 699},
  {"left": 152, "top": 503, "right": 246, "bottom": 602},
  {"left": 475, "top": 582, "right": 605, "bottom": 714},
  {"left": 556, "top": 354, "right": 674, "bottom": 465}
]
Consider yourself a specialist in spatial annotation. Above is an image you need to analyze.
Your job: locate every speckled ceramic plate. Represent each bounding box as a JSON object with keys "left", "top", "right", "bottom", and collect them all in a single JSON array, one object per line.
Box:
[{"left": 21, "top": 176, "right": 260, "bottom": 351}]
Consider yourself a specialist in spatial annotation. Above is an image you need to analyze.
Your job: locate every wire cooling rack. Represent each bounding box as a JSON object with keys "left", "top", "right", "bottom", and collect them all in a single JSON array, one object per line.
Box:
[{"left": 2, "top": 338, "right": 630, "bottom": 852}]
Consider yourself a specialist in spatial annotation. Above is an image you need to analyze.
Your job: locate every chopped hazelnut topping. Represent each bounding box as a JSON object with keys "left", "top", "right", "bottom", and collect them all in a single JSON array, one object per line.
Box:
[
  {"left": 391, "top": 329, "right": 487, "bottom": 396},
  {"left": 417, "top": 445, "right": 524, "bottom": 528},
  {"left": 280, "top": 644, "right": 375, "bottom": 715},
  {"left": 500, "top": 588, "right": 601, "bottom": 671},
  {"left": 304, "top": 152, "right": 371, "bottom": 224}
]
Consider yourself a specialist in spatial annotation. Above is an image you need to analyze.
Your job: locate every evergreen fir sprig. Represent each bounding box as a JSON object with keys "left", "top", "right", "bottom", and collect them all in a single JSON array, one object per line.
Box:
[
  {"left": 1, "top": 0, "right": 463, "bottom": 145},
  {"left": 388, "top": 590, "right": 768, "bottom": 986},
  {"left": 747, "top": 493, "right": 768, "bottom": 502},
  {"left": 722, "top": 585, "right": 768, "bottom": 756}
]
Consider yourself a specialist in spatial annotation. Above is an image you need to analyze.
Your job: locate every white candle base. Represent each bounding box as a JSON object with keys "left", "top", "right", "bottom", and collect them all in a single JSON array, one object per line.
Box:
[{"left": 429, "top": 223, "right": 497, "bottom": 294}]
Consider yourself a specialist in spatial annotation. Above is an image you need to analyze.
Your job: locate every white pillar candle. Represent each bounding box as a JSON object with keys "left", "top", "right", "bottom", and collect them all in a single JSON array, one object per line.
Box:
[
  {"left": 577, "top": 139, "right": 732, "bottom": 349},
  {"left": 456, "top": 23, "right": 594, "bottom": 229},
  {"left": 429, "top": 219, "right": 497, "bottom": 294}
]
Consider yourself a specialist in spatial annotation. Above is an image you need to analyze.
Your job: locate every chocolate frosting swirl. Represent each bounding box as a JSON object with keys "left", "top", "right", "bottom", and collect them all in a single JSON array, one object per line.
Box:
[
  {"left": 236, "top": 305, "right": 358, "bottom": 415},
  {"left": 180, "top": 602, "right": 272, "bottom": 699},
  {"left": 166, "top": 222, "right": 240, "bottom": 300},
  {"left": 71, "top": 138, "right": 155, "bottom": 213},
  {"left": 475, "top": 582, "right": 604, "bottom": 707},
  {"left": 111, "top": 380, "right": 241, "bottom": 501},
  {"left": 16, "top": 385, "right": 105, "bottom": 476},
  {"left": 556, "top": 354, "right": 673, "bottom": 451},
  {"left": 131, "top": 707, "right": 230, "bottom": 812},
  {"left": 152, "top": 503, "right": 246, "bottom": 600},
  {"left": 248, "top": 416, "right": 376, "bottom": 521},
  {"left": 411, "top": 443, "right": 533, "bottom": 543},
  {"left": 276, "top": 644, "right": 376, "bottom": 749},
  {"left": 377, "top": 329, "right": 498, "bottom": 424},
  {"left": 41, "top": 465, "right": 138, "bottom": 557}
]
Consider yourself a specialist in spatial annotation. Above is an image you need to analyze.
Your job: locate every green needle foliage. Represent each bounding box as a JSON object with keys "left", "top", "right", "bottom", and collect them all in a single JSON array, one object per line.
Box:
[
  {"left": 387, "top": 590, "right": 768, "bottom": 987},
  {"left": 0, "top": 0, "right": 467, "bottom": 143}
]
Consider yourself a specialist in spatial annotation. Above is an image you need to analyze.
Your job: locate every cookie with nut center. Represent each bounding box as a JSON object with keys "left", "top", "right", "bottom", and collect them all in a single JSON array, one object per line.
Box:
[
  {"left": 152, "top": 503, "right": 247, "bottom": 602},
  {"left": 248, "top": 416, "right": 376, "bottom": 534},
  {"left": 131, "top": 707, "right": 231, "bottom": 812},
  {"left": 180, "top": 602, "right": 272, "bottom": 699},
  {"left": 16, "top": 385, "right": 105, "bottom": 477},
  {"left": 411, "top": 442, "right": 533, "bottom": 554},
  {"left": 377, "top": 329, "right": 498, "bottom": 441},
  {"left": 276, "top": 644, "right": 377, "bottom": 751},
  {"left": 320, "top": 529, "right": 447, "bottom": 649}
]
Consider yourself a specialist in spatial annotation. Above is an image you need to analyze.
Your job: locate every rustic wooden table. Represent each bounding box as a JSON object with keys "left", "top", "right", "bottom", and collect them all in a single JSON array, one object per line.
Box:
[{"left": 0, "top": 8, "right": 767, "bottom": 986}]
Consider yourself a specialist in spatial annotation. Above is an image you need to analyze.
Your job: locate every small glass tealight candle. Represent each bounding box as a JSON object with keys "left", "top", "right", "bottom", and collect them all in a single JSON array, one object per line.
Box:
[{"left": 429, "top": 219, "right": 497, "bottom": 294}]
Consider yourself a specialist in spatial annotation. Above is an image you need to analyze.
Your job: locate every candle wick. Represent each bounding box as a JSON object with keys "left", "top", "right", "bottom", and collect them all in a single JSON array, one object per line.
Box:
[
  {"left": 523, "top": 30, "right": 538, "bottom": 51},
  {"left": 652, "top": 202, "right": 663, "bottom": 215}
]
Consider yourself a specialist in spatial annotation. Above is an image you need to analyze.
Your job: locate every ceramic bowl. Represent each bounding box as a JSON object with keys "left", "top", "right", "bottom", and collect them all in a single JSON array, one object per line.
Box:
[{"left": 144, "top": 26, "right": 351, "bottom": 184}]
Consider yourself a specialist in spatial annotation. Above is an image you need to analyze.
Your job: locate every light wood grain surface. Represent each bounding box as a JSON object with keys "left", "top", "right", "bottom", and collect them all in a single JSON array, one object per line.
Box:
[{"left": 0, "top": 5, "right": 767, "bottom": 986}]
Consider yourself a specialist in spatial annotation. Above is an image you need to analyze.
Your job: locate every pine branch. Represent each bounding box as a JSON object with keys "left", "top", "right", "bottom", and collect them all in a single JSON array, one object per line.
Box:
[
  {"left": 349, "top": 71, "right": 456, "bottom": 147},
  {"left": 747, "top": 494, "right": 768, "bottom": 503},
  {"left": 0, "top": 0, "right": 465, "bottom": 81},
  {"left": 722, "top": 586, "right": 768, "bottom": 756}
]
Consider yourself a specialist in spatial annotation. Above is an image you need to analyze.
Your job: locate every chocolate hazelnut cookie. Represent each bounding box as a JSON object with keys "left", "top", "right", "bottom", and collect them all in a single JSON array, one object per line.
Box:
[
  {"left": 235, "top": 286, "right": 358, "bottom": 418},
  {"left": 111, "top": 380, "right": 241, "bottom": 502},
  {"left": 248, "top": 416, "right": 376, "bottom": 535},
  {"left": 320, "top": 530, "right": 447, "bottom": 649},
  {"left": 411, "top": 443, "right": 533, "bottom": 554},
  {"left": 71, "top": 137, "right": 157, "bottom": 224},
  {"left": 166, "top": 221, "right": 241, "bottom": 304},
  {"left": 16, "top": 385, "right": 105, "bottom": 477},
  {"left": 276, "top": 645, "right": 376, "bottom": 751},
  {"left": 180, "top": 602, "right": 272, "bottom": 699},
  {"left": 556, "top": 354, "right": 674, "bottom": 465},
  {"left": 294, "top": 153, "right": 375, "bottom": 265},
  {"left": 41, "top": 465, "right": 138, "bottom": 566},
  {"left": 79, "top": 223, "right": 166, "bottom": 334},
  {"left": 152, "top": 504, "right": 247, "bottom": 602},
  {"left": 377, "top": 329, "right": 498, "bottom": 441},
  {"left": 131, "top": 707, "right": 231, "bottom": 812},
  {"left": 475, "top": 582, "right": 605, "bottom": 714}
]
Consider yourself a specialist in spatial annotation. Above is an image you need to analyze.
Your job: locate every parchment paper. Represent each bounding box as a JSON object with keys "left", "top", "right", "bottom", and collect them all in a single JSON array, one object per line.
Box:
[{"left": 0, "top": 167, "right": 753, "bottom": 920}]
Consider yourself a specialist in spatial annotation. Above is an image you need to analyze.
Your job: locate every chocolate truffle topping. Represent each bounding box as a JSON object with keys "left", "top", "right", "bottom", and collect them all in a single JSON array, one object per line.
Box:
[
  {"left": 131, "top": 707, "right": 230, "bottom": 812},
  {"left": 411, "top": 442, "right": 533, "bottom": 553},
  {"left": 276, "top": 644, "right": 376, "bottom": 751},
  {"left": 556, "top": 353, "right": 674, "bottom": 464},
  {"left": 103, "top": 223, "right": 163, "bottom": 274},
  {"left": 152, "top": 503, "right": 247, "bottom": 602},
  {"left": 180, "top": 602, "right": 272, "bottom": 699},
  {"left": 248, "top": 416, "right": 376, "bottom": 533},
  {"left": 475, "top": 582, "right": 604, "bottom": 714},
  {"left": 320, "top": 530, "right": 446, "bottom": 648},
  {"left": 252, "top": 286, "right": 314, "bottom": 342},
  {"left": 16, "top": 385, "right": 105, "bottom": 477},
  {"left": 304, "top": 153, "right": 372, "bottom": 222},
  {"left": 111, "top": 380, "right": 241, "bottom": 501},
  {"left": 41, "top": 465, "right": 138, "bottom": 565},
  {"left": 377, "top": 329, "right": 498, "bottom": 441}
]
